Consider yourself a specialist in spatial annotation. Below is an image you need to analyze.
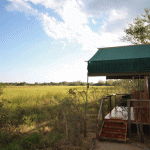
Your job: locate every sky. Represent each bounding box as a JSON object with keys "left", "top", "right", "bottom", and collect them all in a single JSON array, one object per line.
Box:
[{"left": 0, "top": 0, "right": 150, "bottom": 83}]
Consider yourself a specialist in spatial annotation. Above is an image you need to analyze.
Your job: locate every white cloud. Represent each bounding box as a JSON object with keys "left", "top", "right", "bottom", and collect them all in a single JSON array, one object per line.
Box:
[
  {"left": 92, "top": 19, "right": 96, "bottom": 24},
  {"left": 109, "top": 9, "right": 128, "bottom": 22},
  {"left": 6, "top": 0, "right": 38, "bottom": 16},
  {"left": 39, "top": 0, "right": 103, "bottom": 51},
  {"left": 6, "top": 0, "right": 140, "bottom": 51},
  {"left": 82, "top": 0, "right": 149, "bottom": 18},
  {"left": 29, "top": 0, "right": 66, "bottom": 10},
  {"left": 60, "top": 41, "right": 66, "bottom": 49},
  {"left": 46, "top": 60, "right": 87, "bottom": 82}
]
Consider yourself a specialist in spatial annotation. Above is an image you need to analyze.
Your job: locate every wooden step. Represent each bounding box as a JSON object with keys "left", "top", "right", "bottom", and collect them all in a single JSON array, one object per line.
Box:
[
  {"left": 100, "top": 133, "right": 125, "bottom": 139},
  {"left": 99, "top": 119, "right": 127, "bottom": 143},
  {"left": 104, "top": 119, "right": 127, "bottom": 124},
  {"left": 102, "top": 128, "right": 126, "bottom": 134},
  {"left": 104, "top": 122, "right": 126, "bottom": 129}
]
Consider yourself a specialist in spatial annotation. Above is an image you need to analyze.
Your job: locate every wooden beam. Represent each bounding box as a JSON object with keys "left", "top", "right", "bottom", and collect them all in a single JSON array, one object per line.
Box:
[
  {"left": 88, "top": 72, "right": 150, "bottom": 78},
  {"left": 116, "top": 93, "right": 132, "bottom": 95},
  {"left": 108, "top": 97, "right": 110, "bottom": 114},
  {"left": 128, "top": 99, "right": 150, "bottom": 101},
  {"left": 127, "top": 100, "right": 131, "bottom": 142},
  {"left": 110, "top": 96, "right": 112, "bottom": 117},
  {"left": 149, "top": 100, "right": 150, "bottom": 135},
  {"left": 115, "top": 95, "right": 116, "bottom": 117}
]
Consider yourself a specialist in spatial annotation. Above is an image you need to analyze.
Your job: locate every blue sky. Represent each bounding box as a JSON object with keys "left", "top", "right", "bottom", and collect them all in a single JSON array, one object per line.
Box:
[{"left": 0, "top": 0, "right": 150, "bottom": 83}]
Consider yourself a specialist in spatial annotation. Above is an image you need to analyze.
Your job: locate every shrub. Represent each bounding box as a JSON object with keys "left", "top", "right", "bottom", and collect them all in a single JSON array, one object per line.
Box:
[
  {"left": 0, "top": 130, "right": 13, "bottom": 146},
  {"left": 1, "top": 142, "right": 23, "bottom": 150},
  {"left": 21, "top": 132, "right": 42, "bottom": 149}
]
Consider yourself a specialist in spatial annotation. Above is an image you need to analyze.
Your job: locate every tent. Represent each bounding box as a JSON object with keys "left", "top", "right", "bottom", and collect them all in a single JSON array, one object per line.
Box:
[
  {"left": 88, "top": 44, "right": 150, "bottom": 79},
  {"left": 85, "top": 44, "right": 150, "bottom": 141}
]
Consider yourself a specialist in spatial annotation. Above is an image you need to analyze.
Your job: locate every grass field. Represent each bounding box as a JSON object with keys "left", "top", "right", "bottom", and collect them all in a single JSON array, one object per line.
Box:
[
  {"left": 0, "top": 85, "right": 115, "bottom": 110},
  {"left": 1, "top": 85, "right": 110, "bottom": 100},
  {"left": 1, "top": 85, "right": 148, "bottom": 150},
  {"left": 0, "top": 85, "right": 118, "bottom": 149}
]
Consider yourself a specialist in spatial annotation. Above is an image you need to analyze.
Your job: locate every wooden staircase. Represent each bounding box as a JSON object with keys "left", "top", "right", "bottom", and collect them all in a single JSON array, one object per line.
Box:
[{"left": 99, "top": 119, "right": 128, "bottom": 143}]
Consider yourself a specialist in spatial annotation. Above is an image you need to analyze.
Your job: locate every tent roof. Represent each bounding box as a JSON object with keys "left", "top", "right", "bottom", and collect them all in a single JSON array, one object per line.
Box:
[
  {"left": 88, "top": 44, "right": 150, "bottom": 79},
  {"left": 89, "top": 44, "right": 150, "bottom": 61}
]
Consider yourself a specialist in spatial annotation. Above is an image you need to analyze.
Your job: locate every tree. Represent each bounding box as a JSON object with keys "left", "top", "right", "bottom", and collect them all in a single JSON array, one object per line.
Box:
[
  {"left": 122, "top": 9, "right": 150, "bottom": 44},
  {"left": 35, "top": 82, "right": 38, "bottom": 85},
  {"left": 23, "top": 82, "right": 26, "bottom": 86},
  {"left": 0, "top": 83, "right": 4, "bottom": 96}
]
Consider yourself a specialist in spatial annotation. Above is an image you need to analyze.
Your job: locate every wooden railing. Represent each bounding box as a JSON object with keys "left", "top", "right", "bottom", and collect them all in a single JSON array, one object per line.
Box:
[
  {"left": 96, "top": 93, "right": 129, "bottom": 139},
  {"left": 96, "top": 93, "right": 134, "bottom": 139},
  {"left": 96, "top": 97, "right": 107, "bottom": 139}
]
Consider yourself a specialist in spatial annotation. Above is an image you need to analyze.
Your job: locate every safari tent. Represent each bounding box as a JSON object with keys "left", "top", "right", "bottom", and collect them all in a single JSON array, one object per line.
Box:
[{"left": 86, "top": 44, "right": 150, "bottom": 143}]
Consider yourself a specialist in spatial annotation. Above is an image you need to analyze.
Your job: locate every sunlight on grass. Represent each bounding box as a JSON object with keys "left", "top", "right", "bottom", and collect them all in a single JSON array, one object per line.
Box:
[{"left": 0, "top": 85, "right": 119, "bottom": 149}]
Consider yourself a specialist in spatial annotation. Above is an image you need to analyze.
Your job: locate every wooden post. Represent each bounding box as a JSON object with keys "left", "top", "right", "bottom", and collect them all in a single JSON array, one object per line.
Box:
[
  {"left": 127, "top": 99, "right": 131, "bottom": 142},
  {"left": 144, "top": 76, "right": 149, "bottom": 99},
  {"left": 139, "top": 123, "right": 144, "bottom": 143},
  {"left": 139, "top": 75, "right": 144, "bottom": 143},
  {"left": 96, "top": 99, "right": 103, "bottom": 139},
  {"left": 102, "top": 99, "right": 105, "bottom": 124},
  {"left": 110, "top": 96, "right": 111, "bottom": 118},
  {"left": 108, "top": 96, "right": 110, "bottom": 114},
  {"left": 149, "top": 100, "right": 150, "bottom": 135},
  {"left": 115, "top": 95, "right": 116, "bottom": 117}
]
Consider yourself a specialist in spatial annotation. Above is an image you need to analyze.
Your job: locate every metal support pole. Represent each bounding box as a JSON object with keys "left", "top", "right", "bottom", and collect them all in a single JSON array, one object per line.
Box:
[
  {"left": 106, "top": 79, "right": 108, "bottom": 96},
  {"left": 84, "top": 63, "right": 89, "bottom": 137},
  {"left": 85, "top": 74, "right": 88, "bottom": 119},
  {"left": 139, "top": 75, "right": 144, "bottom": 143}
]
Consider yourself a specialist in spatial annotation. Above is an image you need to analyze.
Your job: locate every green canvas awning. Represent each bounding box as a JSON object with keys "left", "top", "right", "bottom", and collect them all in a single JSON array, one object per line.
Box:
[{"left": 88, "top": 44, "right": 150, "bottom": 79}]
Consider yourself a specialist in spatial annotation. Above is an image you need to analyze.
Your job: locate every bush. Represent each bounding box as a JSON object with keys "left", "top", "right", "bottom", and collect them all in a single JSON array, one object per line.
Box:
[
  {"left": 21, "top": 132, "right": 42, "bottom": 149},
  {"left": 0, "top": 130, "right": 13, "bottom": 146},
  {"left": 1, "top": 142, "right": 23, "bottom": 150},
  {"left": 0, "top": 86, "right": 3, "bottom": 96}
]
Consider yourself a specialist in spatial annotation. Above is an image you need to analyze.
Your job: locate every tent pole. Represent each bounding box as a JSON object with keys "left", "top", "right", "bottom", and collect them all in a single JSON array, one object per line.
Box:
[
  {"left": 106, "top": 78, "right": 108, "bottom": 95},
  {"left": 139, "top": 74, "right": 144, "bottom": 143},
  {"left": 85, "top": 74, "right": 88, "bottom": 119},
  {"left": 84, "top": 63, "right": 89, "bottom": 137}
]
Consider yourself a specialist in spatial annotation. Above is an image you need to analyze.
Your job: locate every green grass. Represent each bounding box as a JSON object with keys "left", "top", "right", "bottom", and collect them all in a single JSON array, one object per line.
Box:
[
  {"left": 0, "top": 85, "right": 118, "bottom": 149},
  {"left": 1, "top": 85, "right": 109, "bottom": 100}
]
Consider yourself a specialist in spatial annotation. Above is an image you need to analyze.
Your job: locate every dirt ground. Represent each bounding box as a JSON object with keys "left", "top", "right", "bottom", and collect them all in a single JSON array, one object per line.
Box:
[{"left": 93, "top": 139, "right": 148, "bottom": 150}]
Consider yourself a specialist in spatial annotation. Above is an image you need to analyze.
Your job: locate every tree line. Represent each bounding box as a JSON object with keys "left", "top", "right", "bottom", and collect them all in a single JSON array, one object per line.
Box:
[{"left": 0, "top": 79, "right": 133, "bottom": 87}]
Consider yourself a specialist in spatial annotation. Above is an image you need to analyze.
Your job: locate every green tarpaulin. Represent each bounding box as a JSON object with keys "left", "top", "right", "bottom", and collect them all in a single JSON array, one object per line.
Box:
[{"left": 88, "top": 44, "right": 150, "bottom": 79}]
